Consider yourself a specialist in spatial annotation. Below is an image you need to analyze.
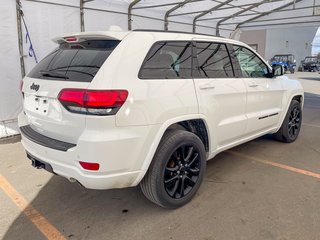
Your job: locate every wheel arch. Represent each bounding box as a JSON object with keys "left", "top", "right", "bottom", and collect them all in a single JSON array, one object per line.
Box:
[
  {"left": 292, "top": 94, "right": 304, "bottom": 106},
  {"left": 132, "top": 115, "right": 211, "bottom": 186},
  {"left": 167, "top": 120, "right": 209, "bottom": 153},
  {"left": 276, "top": 92, "right": 304, "bottom": 133}
]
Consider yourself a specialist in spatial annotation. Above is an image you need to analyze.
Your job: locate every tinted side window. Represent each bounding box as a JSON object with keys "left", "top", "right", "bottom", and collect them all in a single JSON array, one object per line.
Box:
[
  {"left": 195, "top": 42, "right": 234, "bottom": 78},
  {"left": 139, "top": 41, "right": 192, "bottom": 79},
  {"left": 28, "top": 40, "right": 120, "bottom": 82},
  {"left": 232, "top": 45, "right": 269, "bottom": 78}
]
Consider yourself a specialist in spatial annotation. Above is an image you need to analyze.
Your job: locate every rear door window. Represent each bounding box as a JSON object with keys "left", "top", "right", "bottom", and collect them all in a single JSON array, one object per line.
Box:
[
  {"left": 195, "top": 42, "right": 234, "bottom": 78},
  {"left": 139, "top": 41, "right": 192, "bottom": 79},
  {"left": 28, "top": 40, "right": 120, "bottom": 82}
]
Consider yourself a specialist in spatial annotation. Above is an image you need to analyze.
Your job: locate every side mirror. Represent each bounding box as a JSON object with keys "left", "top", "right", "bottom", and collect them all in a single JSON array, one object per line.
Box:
[{"left": 272, "top": 64, "right": 284, "bottom": 77}]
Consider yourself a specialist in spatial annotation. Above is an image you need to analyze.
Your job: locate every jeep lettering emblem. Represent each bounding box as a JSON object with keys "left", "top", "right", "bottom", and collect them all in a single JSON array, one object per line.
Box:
[{"left": 30, "top": 83, "right": 40, "bottom": 91}]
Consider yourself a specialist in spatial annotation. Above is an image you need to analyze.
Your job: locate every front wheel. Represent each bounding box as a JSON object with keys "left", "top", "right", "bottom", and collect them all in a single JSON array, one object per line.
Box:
[
  {"left": 273, "top": 100, "right": 302, "bottom": 143},
  {"left": 140, "top": 130, "right": 206, "bottom": 208}
]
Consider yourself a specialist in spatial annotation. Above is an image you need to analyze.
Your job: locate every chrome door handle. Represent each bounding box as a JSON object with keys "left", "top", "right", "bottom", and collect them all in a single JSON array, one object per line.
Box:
[
  {"left": 199, "top": 83, "right": 215, "bottom": 90},
  {"left": 248, "top": 81, "right": 259, "bottom": 87}
]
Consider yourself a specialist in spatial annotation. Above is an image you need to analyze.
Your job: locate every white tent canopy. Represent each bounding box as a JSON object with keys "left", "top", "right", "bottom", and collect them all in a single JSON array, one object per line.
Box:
[{"left": 0, "top": 0, "right": 319, "bottom": 138}]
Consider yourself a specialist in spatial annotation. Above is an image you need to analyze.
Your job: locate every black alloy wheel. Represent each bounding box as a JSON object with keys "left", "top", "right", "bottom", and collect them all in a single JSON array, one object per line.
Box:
[
  {"left": 164, "top": 145, "right": 201, "bottom": 199},
  {"left": 273, "top": 100, "right": 302, "bottom": 143},
  {"left": 140, "top": 129, "right": 206, "bottom": 208},
  {"left": 288, "top": 105, "right": 301, "bottom": 139}
]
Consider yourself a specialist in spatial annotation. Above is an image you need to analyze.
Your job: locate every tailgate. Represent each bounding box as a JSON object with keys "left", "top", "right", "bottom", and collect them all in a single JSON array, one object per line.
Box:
[
  {"left": 22, "top": 77, "right": 90, "bottom": 143},
  {"left": 21, "top": 37, "right": 121, "bottom": 144}
]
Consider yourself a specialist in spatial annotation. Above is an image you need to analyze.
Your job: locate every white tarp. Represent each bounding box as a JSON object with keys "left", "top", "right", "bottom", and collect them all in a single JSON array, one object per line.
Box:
[
  {"left": 0, "top": 0, "right": 22, "bottom": 137},
  {"left": 1, "top": 0, "right": 319, "bottom": 138},
  {"left": 0, "top": 0, "right": 80, "bottom": 138}
]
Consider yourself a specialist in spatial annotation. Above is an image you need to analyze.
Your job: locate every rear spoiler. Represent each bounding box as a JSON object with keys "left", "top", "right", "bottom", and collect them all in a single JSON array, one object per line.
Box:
[{"left": 52, "top": 31, "right": 130, "bottom": 44}]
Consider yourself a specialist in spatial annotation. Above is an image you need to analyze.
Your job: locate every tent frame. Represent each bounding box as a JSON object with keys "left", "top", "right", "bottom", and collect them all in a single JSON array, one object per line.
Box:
[{"left": 15, "top": 0, "right": 319, "bottom": 79}]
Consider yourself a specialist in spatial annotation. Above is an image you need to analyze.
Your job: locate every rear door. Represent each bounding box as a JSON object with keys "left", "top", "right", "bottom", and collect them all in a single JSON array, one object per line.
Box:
[
  {"left": 231, "top": 44, "right": 284, "bottom": 135},
  {"left": 192, "top": 41, "right": 247, "bottom": 150},
  {"left": 22, "top": 38, "right": 120, "bottom": 143}
]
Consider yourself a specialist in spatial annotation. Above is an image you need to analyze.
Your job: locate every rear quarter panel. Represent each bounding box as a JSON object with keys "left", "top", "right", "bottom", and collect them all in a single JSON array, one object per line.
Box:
[{"left": 89, "top": 32, "right": 199, "bottom": 127}]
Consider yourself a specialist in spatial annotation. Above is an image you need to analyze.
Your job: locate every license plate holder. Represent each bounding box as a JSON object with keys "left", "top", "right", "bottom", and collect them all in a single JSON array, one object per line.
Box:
[{"left": 34, "top": 96, "right": 49, "bottom": 115}]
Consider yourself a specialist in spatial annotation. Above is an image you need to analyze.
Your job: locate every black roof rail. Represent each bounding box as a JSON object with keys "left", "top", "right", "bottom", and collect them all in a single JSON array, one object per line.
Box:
[{"left": 132, "top": 29, "right": 223, "bottom": 38}]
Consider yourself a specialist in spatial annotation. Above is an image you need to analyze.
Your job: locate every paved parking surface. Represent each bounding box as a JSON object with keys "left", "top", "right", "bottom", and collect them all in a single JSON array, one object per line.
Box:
[{"left": 0, "top": 72, "right": 319, "bottom": 240}]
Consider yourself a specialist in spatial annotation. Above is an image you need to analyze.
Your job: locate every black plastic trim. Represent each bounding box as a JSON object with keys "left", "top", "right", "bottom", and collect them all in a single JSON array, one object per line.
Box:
[
  {"left": 26, "top": 152, "right": 56, "bottom": 174},
  {"left": 20, "top": 125, "right": 76, "bottom": 151},
  {"left": 258, "top": 112, "right": 279, "bottom": 120}
]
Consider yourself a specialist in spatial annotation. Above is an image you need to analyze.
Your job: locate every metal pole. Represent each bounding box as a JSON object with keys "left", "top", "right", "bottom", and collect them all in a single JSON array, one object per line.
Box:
[
  {"left": 80, "top": 0, "right": 85, "bottom": 32},
  {"left": 164, "top": 0, "right": 198, "bottom": 30},
  {"left": 82, "top": 5, "right": 231, "bottom": 32},
  {"left": 221, "top": 15, "right": 318, "bottom": 25},
  {"left": 128, "top": 0, "right": 141, "bottom": 30},
  {"left": 216, "top": 0, "right": 272, "bottom": 36},
  {"left": 199, "top": 0, "right": 299, "bottom": 21},
  {"left": 133, "top": 1, "right": 198, "bottom": 10},
  {"left": 15, "top": 0, "right": 25, "bottom": 78},
  {"left": 235, "top": 0, "right": 303, "bottom": 30},
  {"left": 193, "top": 0, "right": 233, "bottom": 33},
  {"left": 238, "top": 20, "right": 320, "bottom": 28}
]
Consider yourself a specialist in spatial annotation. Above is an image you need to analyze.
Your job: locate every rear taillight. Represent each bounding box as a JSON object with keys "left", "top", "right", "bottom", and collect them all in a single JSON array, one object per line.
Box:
[{"left": 58, "top": 89, "right": 128, "bottom": 116}]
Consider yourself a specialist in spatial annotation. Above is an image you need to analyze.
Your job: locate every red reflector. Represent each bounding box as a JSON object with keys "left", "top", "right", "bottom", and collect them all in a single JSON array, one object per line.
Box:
[
  {"left": 79, "top": 161, "right": 100, "bottom": 171},
  {"left": 64, "top": 36, "right": 77, "bottom": 42},
  {"left": 58, "top": 89, "right": 128, "bottom": 108}
]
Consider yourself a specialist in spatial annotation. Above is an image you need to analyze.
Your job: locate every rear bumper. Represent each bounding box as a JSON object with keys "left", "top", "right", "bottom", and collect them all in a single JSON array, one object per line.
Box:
[
  {"left": 21, "top": 135, "right": 142, "bottom": 189},
  {"left": 18, "top": 113, "right": 157, "bottom": 190}
]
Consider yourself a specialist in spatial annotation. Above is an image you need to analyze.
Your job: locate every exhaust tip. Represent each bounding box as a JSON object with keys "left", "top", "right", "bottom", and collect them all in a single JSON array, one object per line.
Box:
[
  {"left": 69, "top": 177, "right": 85, "bottom": 188},
  {"left": 69, "top": 177, "right": 77, "bottom": 183}
]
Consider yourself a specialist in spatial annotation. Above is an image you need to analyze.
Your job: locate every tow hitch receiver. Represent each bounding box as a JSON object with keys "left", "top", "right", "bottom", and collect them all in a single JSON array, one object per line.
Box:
[
  {"left": 31, "top": 158, "right": 45, "bottom": 169},
  {"left": 26, "top": 152, "right": 55, "bottom": 174}
]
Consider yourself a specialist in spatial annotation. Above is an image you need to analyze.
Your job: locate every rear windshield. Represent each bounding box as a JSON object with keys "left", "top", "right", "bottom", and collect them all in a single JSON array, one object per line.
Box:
[{"left": 28, "top": 40, "right": 120, "bottom": 82}]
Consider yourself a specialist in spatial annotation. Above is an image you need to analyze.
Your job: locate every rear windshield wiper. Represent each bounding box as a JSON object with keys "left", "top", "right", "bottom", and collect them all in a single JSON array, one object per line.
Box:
[{"left": 40, "top": 70, "right": 69, "bottom": 79}]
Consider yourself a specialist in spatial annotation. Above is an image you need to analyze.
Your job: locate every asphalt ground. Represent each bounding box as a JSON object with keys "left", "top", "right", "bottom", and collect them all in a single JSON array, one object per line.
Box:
[{"left": 0, "top": 72, "right": 319, "bottom": 240}]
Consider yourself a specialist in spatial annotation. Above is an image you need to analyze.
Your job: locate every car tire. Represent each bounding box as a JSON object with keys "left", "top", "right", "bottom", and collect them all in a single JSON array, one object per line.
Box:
[
  {"left": 273, "top": 100, "right": 302, "bottom": 143},
  {"left": 140, "top": 129, "right": 206, "bottom": 208}
]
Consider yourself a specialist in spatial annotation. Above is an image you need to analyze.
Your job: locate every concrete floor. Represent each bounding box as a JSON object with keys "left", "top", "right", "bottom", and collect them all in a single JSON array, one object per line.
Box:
[{"left": 0, "top": 72, "right": 319, "bottom": 240}]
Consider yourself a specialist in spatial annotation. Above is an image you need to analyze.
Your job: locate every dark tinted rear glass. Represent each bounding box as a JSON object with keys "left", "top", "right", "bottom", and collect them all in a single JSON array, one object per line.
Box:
[
  {"left": 195, "top": 42, "right": 234, "bottom": 78},
  {"left": 139, "top": 41, "right": 192, "bottom": 79},
  {"left": 28, "top": 40, "right": 120, "bottom": 82}
]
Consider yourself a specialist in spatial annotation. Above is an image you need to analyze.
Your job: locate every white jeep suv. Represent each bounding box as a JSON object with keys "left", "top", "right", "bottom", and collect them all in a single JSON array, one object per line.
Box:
[{"left": 19, "top": 30, "right": 303, "bottom": 208}]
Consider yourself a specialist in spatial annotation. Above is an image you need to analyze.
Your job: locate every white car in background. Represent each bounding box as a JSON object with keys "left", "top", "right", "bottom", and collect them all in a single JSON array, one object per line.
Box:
[{"left": 19, "top": 30, "right": 304, "bottom": 208}]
